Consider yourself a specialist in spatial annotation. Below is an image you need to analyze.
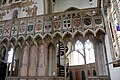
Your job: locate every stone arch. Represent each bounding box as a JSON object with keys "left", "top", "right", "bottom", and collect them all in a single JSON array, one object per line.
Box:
[
  {"left": 63, "top": 32, "right": 72, "bottom": 44},
  {"left": 25, "top": 35, "right": 34, "bottom": 46},
  {"left": 34, "top": 34, "right": 42, "bottom": 45},
  {"left": 53, "top": 33, "right": 63, "bottom": 44},
  {"left": 43, "top": 34, "right": 52, "bottom": 44},
  {"left": 10, "top": 37, "right": 17, "bottom": 47},
  {"left": 1, "top": 37, "right": 9, "bottom": 44},
  {"left": 84, "top": 29, "right": 95, "bottom": 37},
  {"left": 17, "top": 36, "right": 25, "bottom": 47},
  {"left": 95, "top": 28, "right": 105, "bottom": 35},
  {"left": 84, "top": 29, "right": 95, "bottom": 42},
  {"left": 73, "top": 31, "right": 84, "bottom": 42},
  {"left": 81, "top": 70, "right": 85, "bottom": 80},
  {"left": 95, "top": 28, "right": 105, "bottom": 42}
]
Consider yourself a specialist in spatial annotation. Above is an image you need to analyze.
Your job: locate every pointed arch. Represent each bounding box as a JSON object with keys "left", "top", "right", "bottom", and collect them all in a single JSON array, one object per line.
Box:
[
  {"left": 34, "top": 34, "right": 42, "bottom": 45},
  {"left": 53, "top": 32, "right": 62, "bottom": 38},
  {"left": 95, "top": 28, "right": 105, "bottom": 35},
  {"left": 63, "top": 31, "right": 72, "bottom": 39},
  {"left": 84, "top": 29, "right": 95, "bottom": 37},
  {"left": 81, "top": 70, "right": 85, "bottom": 80},
  {"left": 2, "top": 37, "right": 9, "bottom": 43},
  {"left": 73, "top": 30, "right": 84, "bottom": 42},
  {"left": 17, "top": 36, "right": 25, "bottom": 42},
  {"left": 43, "top": 34, "right": 53, "bottom": 44},
  {"left": 93, "top": 69, "right": 97, "bottom": 76},
  {"left": 53, "top": 33, "right": 63, "bottom": 44},
  {"left": 10, "top": 37, "right": 17, "bottom": 47},
  {"left": 43, "top": 33, "right": 52, "bottom": 39}
]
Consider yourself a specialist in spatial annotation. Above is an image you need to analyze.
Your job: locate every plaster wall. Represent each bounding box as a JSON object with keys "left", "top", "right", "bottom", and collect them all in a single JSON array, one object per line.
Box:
[
  {"left": 1, "top": 0, "right": 44, "bottom": 20},
  {"left": 54, "top": 0, "right": 97, "bottom": 13}
]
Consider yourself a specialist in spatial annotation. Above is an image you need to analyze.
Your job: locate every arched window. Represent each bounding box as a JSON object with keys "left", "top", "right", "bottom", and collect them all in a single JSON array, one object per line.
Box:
[
  {"left": 68, "top": 40, "right": 84, "bottom": 66},
  {"left": 81, "top": 70, "right": 85, "bottom": 80},
  {"left": 93, "top": 70, "right": 97, "bottom": 76},
  {"left": 12, "top": 10, "right": 18, "bottom": 18},
  {"left": 75, "top": 71, "right": 79, "bottom": 80},
  {"left": 87, "top": 70, "right": 90, "bottom": 76},
  {"left": 85, "top": 39, "right": 95, "bottom": 64}
]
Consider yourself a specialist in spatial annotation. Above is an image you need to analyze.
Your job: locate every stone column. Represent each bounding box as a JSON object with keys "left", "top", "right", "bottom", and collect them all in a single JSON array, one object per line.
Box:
[
  {"left": 28, "top": 45, "right": 37, "bottom": 76},
  {"left": 94, "top": 40, "right": 108, "bottom": 76},
  {"left": 20, "top": 45, "right": 30, "bottom": 77},
  {"left": 37, "top": 44, "right": 46, "bottom": 76}
]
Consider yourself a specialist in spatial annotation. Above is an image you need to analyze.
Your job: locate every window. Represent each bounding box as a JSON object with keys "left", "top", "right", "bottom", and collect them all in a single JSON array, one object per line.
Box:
[
  {"left": 85, "top": 40, "right": 95, "bottom": 64},
  {"left": 68, "top": 39, "right": 95, "bottom": 66}
]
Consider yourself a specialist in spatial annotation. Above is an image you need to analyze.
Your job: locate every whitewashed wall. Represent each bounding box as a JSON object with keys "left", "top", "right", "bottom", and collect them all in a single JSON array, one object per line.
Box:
[
  {"left": 1, "top": 0, "right": 44, "bottom": 20},
  {"left": 54, "top": 0, "right": 97, "bottom": 13}
]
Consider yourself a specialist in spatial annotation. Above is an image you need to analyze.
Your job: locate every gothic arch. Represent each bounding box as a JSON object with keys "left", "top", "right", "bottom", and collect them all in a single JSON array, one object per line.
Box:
[
  {"left": 73, "top": 31, "right": 84, "bottom": 42},
  {"left": 95, "top": 28, "right": 105, "bottom": 35},
  {"left": 84, "top": 29, "right": 95, "bottom": 37},
  {"left": 17, "top": 36, "right": 25, "bottom": 47},
  {"left": 53, "top": 32, "right": 62, "bottom": 38},
  {"left": 43, "top": 34, "right": 52, "bottom": 44},
  {"left": 10, "top": 37, "right": 17, "bottom": 47},
  {"left": 2, "top": 37, "right": 9, "bottom": 43},
  {"left": 63, "top": 32, "right": 72, "bottom": 44},
  {"left": 25, "top": 35, "right": 33, "bottom": 46},
  {"left": 34, "top": 34, "right": 42, "bottom": 45},
  {"left": 53, "top": 33, "right": 63, "bottom": 44}
]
